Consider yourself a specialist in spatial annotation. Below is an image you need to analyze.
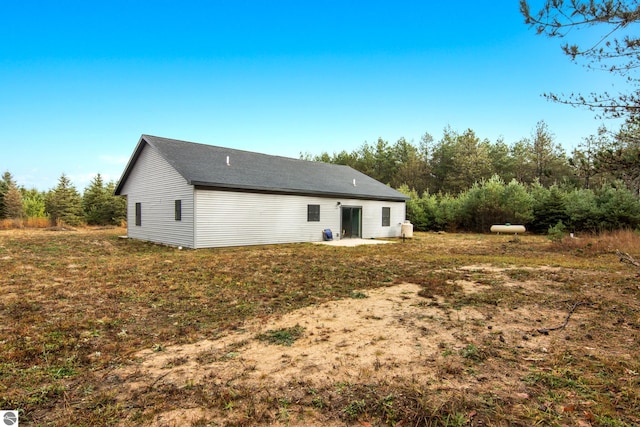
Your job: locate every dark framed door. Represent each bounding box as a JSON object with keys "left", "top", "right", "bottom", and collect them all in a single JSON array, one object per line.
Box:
[{"left": 341, "top": 206, "right": 362, "bottom": 238}]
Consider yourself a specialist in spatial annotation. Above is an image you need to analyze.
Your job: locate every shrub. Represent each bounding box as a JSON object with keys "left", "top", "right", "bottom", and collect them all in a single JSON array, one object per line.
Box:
[
  {"left": 564, "top": 188, "right": 601, "bottom": 233},
  {"left": 594, "top": 182, "right": 640, "bottom": 231},
  {"left": 547, "top": 220, "right": 567, "bottom": 241},
  {"left": 530, "top": 184, "right": 568, "bottom": 234}
]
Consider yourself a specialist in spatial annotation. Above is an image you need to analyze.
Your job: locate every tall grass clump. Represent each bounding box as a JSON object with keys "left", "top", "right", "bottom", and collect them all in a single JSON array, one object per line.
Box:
[
  {"left": 0, "top": 218, "right": 23, "bottom": 230},
  {"left": 0, "top": 217, "right": 56, "bottom": 229},
  {"left": 24, "top": 217, "right": 51, "bottom": 228},
  {"left": 552, "top": 229, "right": 640, "bottom": 255}
]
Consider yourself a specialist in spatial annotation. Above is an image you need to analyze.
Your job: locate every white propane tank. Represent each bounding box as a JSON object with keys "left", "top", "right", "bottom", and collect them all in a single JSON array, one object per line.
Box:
[
  {"left": 401, "top": 220, "right": 413, "bottom": 238},
  {"left": 490, "top": 224, "right": 526, "bottom": 234}
]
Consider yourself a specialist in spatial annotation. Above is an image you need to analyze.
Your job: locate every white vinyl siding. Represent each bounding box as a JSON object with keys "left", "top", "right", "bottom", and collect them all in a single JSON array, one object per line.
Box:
[
  {"left": 118, "top": 144, "right": 195, "bottom": 247},
  {"left": 360, "top": 201, "right": 405, "bottom": 238},
  {"left": 194, "top": 189, "right": 405, "bottom": 248},
  {"left": 195, "top": 191, "right": 336, "bottom": 248}
]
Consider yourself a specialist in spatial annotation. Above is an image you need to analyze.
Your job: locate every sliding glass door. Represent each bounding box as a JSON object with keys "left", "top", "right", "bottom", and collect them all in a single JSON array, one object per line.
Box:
[{"left": 341, "top": 206, "right": 362, "bottom": 238}]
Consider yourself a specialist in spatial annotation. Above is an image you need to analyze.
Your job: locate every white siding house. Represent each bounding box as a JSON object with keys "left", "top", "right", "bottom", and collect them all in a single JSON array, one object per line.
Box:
[{"left": 115, "top": 135, "right": 408, "bottom": 248}]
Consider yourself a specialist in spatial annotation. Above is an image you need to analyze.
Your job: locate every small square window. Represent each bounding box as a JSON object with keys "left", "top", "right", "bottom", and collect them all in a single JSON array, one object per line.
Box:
[
  {"left": 382, "top": 207, "right": 390, "bottom": 227},
  {"left": 175, "top": 200, "right": 182, "bottom": 221},
  {"left": 135, "top": 202, "right": 142, "bottom": 226},
  {"left": 307, "top": 204, "right": 320, "bottom": 222}
]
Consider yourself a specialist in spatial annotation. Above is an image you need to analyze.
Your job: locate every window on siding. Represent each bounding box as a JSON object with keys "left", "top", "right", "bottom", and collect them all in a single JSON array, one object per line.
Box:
[
  {"left": 382, "top": 207, "right": 391, "bottom": 227},
  {"left": 175, "top": 200, "right": 182, "bottom": 221},
  {"left": 307, "top": 204, "right": 320, "bottom": 222},
  {"left": 135, "top": 202, "right": 142, "bottom": 226}
]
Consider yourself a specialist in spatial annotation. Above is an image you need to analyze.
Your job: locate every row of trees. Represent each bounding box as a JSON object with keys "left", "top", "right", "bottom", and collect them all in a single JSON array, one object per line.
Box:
[
  {"left": 0, "top": 172, "right": 126, "bottom": 227},
  {"left": 400, "top": 176, "right": 640, "bottom": 234},
  {"left": 306, "top": 120, "right": 640, "bottom": 198},
  {"left": 305, "top": 117, "right": 640, "bottom": 233}
]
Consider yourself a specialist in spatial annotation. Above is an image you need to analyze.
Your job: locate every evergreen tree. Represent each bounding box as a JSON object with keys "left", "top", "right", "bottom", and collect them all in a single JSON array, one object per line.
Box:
[
  {"left": 0, "top": 171, "right": 16, "bottom": 219},
  {"left": 0, "top": 175, "right": 7, "bottom": 219},
  {"left": 4, "top": 181, "right": 24, "bottom": 220},
  {"left": 429, "top": 129, "right": 457, "bottom": 194},
  {"left": 510, "top": 138, "right": 536, "bottom": 184},
  {"left": 596, "top": 123, "right": 640, "bottom": 195},
  {"left": 372, "top": 137, "right": 398, "bottom": 185},
  {"left": 399, "top": 185, "right": 440, "bottom": 231},
  {"left": 530, "top": 121, "right": 573, "bottom": 187},
  {"left": 488, "top": 138, "right": 516, "bottom": 183},
  {"left": 595, "top": 181, "right": 640, "bottom": 230},
  {"left": 434, "top": 193, "right": 463, "bottom": 232},
  {"left": 21, "top": 188, "right": 47, "bottom": 218},
  {"left": 391, "top": 137, "right": 428, "bottom": 194},
  {"left": 501, "top": 179, "right": 535, "bottom": 225},
  {"left": 564, "top": 188, "right": 601, "bottom": 232},
  {"left": 82, "top": 174, "right": 127, "bottom": 226},
  {"left": 570, "top": 133, "right": 601, "bottom": 190},
  {"left": 83, "top": 174, "right": 109, "bottom": 225},
  {"left": 460, "top": 176, "right": 506, "bottom": 232},
  {"left": 352, "top": 142, "right": 376, "bottom": 179},
  {"left": 455, "top": 129, "right": 493, "bottom": 192},
  {"left": 104, "top": 181, "right": 127, "bottom": 225},
  {"left": 45, "top": 174, "right": 84, "bottom": 226},
  {"left": 429, "top": 128, "right": 492, "bottom": 194},
  {"left": 530, "top": 184, "right": 569, "bottom": 234}
]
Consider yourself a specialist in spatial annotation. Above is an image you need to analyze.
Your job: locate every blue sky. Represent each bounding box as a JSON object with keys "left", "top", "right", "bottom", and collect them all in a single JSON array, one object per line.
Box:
[{"left": 0, "top": 1, "right": 623, "bottom": 191}]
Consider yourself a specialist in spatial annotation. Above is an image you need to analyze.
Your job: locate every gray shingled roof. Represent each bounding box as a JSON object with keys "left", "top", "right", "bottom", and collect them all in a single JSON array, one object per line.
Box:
[{"left": 115, "top": 135, "right": 409, "bottom": 201}]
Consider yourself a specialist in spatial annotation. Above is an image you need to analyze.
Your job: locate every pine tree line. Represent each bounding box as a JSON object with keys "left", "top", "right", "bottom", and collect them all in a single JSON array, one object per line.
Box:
[
  {"left": 308, "top": 122, "right": 640, "bottom": 234},
  {"left": 307, "top": 121, "right": 639, "bottom": 197},
  {"left": 0, "top": 172, "right": 126, "bottom": 227}
]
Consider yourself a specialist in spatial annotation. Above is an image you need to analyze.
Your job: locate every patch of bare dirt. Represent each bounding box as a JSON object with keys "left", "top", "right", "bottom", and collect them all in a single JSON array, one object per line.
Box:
[
  {"left": 111, "top": 268, "right": 582, "bottom": 426},
  {"left": 121, "top": 284, "right": 454, "bottom": 392}
]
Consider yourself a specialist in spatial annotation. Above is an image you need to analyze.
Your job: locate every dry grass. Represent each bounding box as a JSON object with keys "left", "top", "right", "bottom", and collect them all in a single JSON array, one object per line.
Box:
[
  {"left": 0, "top": 218, "right": 24, "bottom": 229},
  {"left": 24, "top": 217, "right": 52, "bottom": 228},
  {"left": 0, "top": 217, "right": 51, "bottom": 229},
  {"left": 553, "top": 229, "right": 640, "bottom": 255},
  {"left": 1, "top": 229, "right": 639, "bottom": 426}
]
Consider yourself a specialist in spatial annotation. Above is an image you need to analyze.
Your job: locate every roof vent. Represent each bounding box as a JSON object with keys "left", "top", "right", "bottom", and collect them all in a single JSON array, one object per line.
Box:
[
  {"left": 352, "top": 178, "right": 356, "bottom": 187},
  {"left": 226, "top": 155, "right": 230, "bottom": 166}
]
